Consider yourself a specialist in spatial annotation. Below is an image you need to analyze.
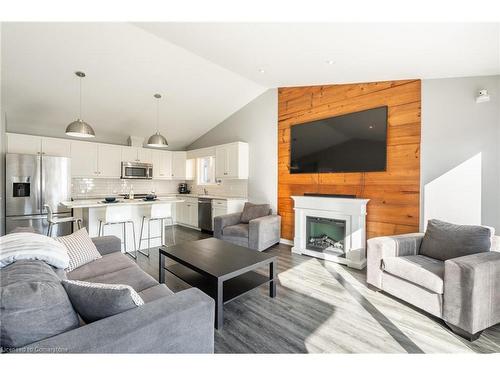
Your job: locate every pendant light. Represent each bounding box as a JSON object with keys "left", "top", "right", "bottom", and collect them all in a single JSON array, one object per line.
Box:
[
  {"left": 65, "top": 71, "right": 95, "bottom": 138},
  {"left": 147, "top": 93, "right": 169, "bottom": 148}
]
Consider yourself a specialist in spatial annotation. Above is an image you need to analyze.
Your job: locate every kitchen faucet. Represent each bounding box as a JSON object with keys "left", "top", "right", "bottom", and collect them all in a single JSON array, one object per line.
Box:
[{"left": 203, "top": 188, "right": 208, "bottom": 195}]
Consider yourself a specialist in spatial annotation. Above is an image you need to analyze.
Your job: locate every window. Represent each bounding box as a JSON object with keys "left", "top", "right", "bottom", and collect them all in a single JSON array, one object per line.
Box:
[{"left": 197, "top": 156, "right": 216, "bottom": 185}]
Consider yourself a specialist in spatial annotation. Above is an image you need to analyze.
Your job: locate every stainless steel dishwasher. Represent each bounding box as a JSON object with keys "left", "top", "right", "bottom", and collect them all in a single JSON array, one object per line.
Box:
[{"left": 198, "top": 198, "right": 213, "bottom": 232}]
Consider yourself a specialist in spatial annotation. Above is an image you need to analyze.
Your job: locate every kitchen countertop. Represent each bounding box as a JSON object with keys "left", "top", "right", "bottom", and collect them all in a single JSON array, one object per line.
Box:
[
  {"left": 61, "top": 197, "right": 185, "bottom": 209},
  {"left": 64, "top": 194, "right": 248, "bottom": 209},
  {"left": 70, "top": 193, "right": 248, "bottom": 201},
  {"left": 174, "top": 194, "right": 247, "bottom": 200}
]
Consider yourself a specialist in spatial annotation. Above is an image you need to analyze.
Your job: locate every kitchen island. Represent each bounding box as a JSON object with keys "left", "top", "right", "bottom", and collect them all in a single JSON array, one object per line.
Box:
[{"left": 61, "top": 197, "right": 184, "bottom": 253}]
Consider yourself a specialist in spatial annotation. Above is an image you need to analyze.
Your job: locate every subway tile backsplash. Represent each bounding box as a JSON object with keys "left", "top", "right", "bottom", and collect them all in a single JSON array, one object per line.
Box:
[
  {"left": 72, "top": 178, "right": 248, "bottom": 199},
  {"left": 71, "top": 178, "right": 181, "bottom": 199},
  {"left": 188, "top": 179, "right": 248, "bottom": 198}
]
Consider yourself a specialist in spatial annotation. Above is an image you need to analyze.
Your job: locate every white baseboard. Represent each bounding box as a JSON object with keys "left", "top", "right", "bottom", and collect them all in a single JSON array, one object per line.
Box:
[{"left": 280, "top": 238, "right": 294, "bottom": 246}]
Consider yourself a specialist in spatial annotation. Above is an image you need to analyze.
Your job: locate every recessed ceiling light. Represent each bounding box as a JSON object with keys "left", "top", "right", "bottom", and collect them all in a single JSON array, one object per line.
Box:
[
  {"left": 258, "top": 68, "right": 265, "bottom": 73},
  {"left": 326, "top": 60, "right": 336, "bottom": 65},
  {"left": 369, "top": 125, "right": 374, "bottom": 129}
]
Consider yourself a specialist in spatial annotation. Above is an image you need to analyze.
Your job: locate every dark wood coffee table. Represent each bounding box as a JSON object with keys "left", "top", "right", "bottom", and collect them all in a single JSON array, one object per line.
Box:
[{"left": 159, "top": 237, "right": 277, "bottom": 329}]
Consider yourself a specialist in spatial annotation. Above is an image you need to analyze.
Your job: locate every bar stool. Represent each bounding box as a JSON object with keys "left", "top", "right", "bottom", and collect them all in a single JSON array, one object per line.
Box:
[
  {"left": 138, "top": 203, "right": 176, "bottom": 257},
  {"left": 98, "top": 205, "right": 137, "bottom": 259},
  {"left": 44, "top": 204, "right": 82, "bottom": 237}
]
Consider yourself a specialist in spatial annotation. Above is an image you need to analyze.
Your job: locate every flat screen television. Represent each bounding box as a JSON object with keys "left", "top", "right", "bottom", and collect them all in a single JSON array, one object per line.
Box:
[{"left": 290, "top": 106, "right": 388, "bottom": 174}]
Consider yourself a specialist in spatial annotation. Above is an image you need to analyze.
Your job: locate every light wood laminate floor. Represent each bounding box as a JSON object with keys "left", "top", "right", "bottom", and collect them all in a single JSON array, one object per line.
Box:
[{"left": 136, "top": 226, "right": 500, "bottom": 353}]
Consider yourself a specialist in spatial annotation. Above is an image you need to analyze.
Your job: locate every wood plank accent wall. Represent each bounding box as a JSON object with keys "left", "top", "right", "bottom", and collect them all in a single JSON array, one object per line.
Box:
[{"left": 278, "top": 79, "right": 421, "bottom": 240}]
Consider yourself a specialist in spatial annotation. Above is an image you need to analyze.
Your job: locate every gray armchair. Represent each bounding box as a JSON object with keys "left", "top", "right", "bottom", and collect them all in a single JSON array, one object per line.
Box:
[
  {"left": 214, "top": 203, "right": 281, "bottom": 251},
  {"left": 367, "top": 220, "right": 500, "bottom": 341}
]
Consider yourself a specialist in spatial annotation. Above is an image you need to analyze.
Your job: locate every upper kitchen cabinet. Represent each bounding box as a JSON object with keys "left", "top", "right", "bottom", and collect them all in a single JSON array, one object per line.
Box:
[
  {"left": 41, "top": 137, "right": 71, "bottom": 157},
  {"left": 121, "top": 146, "right": 152, "bottom": 163},
  {"left": 7, "top": 133, "right": 41, "bottom": 155},
  {"left": 71, "top": 141, "right": 98, "bottom": 177},
  {"left": 137, "top": 148, "right": 152, "bottom": 164},
  {"left": 171, "top": 151, "right": 187, "bottom": 180},
  {"left": 6, "top": 133, "right": 70, "bottom": 157},
  {"left": 151, "top": 149, "right": 172, "bottom": 179},
  {"left": 215, "top": 142, "right": 249, "bottom": 179},
  {"left": 97, "top": 144, "right": 122, "bottom": 178}
]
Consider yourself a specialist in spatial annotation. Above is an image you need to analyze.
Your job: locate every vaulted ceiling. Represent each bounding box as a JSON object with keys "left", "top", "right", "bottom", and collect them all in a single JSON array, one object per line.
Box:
[
  {"left": 2, "top": 22, "right": 499, "bottom": 149},
  {"left": 1, "top": 23, "right": 265, "bottom": 149}
]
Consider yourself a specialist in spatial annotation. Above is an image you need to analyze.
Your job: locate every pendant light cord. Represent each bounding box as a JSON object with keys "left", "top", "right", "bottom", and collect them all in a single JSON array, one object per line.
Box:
[
  {"left": 79, "top": 76, "right": 82, "bottom": 119},
  {"left": 156, "top": 96, "right": 159, "bottom": 134}
]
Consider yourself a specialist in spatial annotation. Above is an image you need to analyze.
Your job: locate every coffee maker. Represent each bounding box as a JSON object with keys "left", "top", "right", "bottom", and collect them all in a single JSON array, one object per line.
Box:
[{"left": 178, "top": 183, "right": 190, "bottom": 194}]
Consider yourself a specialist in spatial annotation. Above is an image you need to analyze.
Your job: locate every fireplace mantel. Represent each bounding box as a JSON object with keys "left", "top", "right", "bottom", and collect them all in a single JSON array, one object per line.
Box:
[{"left": 291, "top": 195, "right": 370, "bottom": 269}]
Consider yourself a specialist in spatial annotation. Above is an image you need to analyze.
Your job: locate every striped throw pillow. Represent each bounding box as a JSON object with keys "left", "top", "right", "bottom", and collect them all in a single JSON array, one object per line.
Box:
[{"left": 56, "top": 228, "right": 102, "bottom": 272}]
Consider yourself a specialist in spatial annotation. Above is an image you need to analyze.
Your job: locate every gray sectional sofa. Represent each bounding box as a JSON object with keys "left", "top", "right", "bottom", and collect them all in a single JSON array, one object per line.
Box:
[
  {"left": 2, "top": 236, "right": 215, "bottom": 353},
  {"left": 367, "top": 220, "right": 500, "bottom": 341}
]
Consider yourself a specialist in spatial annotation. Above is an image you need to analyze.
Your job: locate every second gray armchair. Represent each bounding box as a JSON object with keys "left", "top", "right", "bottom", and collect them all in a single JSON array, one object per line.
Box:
[
  {"left": 367, "top": 219, "right": 500, "bottom": 341},
  {"left": 214, "top": 202, "right": 281, "bottom": 251}
]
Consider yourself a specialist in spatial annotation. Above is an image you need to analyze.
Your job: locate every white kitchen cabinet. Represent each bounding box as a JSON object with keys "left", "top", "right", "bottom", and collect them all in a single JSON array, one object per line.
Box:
[
  {"left": 7, "top": 133, "right": 41, "bottom": 155},
  {"left": 176, "top": 197, "right": 198, "bottom": 227},
  {"left": 138, "top": 148, "right": 152, "bottom": 163},
  {"left": 172, "top": 151, "right": 187, "bottom": 179},
  {"left": 186, "top": 158, "right": 195, "bottom": 180},
  {"left": 41, "top": 137, "right": 71, "bottom": 157},
  {"left": 215, "top": 142, "right": 249, "bottom": 179},
  {"left": 7, "top": 133, "right": 72, "bottom": 158},
  {"left": 185, "top": 201, "right": 198, "bottom": 227},
  {"left": 97, "top": 144, "right": 122, "bottom": 178},
  {"left": 175, "top": 202, "right": 185, "bottom": 224},
  {"left": 212, "top": 205, "right": 227, "bottom": 227},
  {"left": 121, "top": 147, "right": 152, "bottom": 163},
  {"left": 121, "top": 147, "right": 138, "bottom": 162},
  {"left": 151, "top": 149, "right": 172, "bottom": 179},
  {"left": 211, "top": 198, "right": 247, "bottom": 227},
  {"left": 71, "top": 141, "right": 99, "bottom": 177}
]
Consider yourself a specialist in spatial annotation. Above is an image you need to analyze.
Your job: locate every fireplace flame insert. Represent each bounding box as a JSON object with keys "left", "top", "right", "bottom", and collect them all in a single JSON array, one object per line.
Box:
[{"left": 306, "top": 216, "right": 346, "bottom": 255}]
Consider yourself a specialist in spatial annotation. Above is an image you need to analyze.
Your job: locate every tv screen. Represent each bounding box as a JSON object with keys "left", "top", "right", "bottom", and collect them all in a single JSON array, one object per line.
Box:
[{"left": 290, "top": 106, "right": 388, "bottom": 174}]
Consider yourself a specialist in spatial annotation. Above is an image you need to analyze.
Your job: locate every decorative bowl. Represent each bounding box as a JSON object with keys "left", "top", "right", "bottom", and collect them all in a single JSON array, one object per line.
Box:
[{"left": 104, "top": 197, "right": 117, "bottom": 203}]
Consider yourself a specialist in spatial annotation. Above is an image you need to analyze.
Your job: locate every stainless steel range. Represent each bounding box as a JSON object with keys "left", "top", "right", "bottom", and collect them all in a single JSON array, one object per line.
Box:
[{"left": 5, "top": 153, "right": 72, "bottom": 235}]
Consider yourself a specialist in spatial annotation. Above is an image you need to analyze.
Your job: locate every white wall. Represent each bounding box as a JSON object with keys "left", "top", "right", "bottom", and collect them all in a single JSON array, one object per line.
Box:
[
  {"left": 188, "top": 89, "right": 278, "bottom": 211},
  {"left": 421, "top": 75, "right": 500, "bottom": 231},
  {"left": 0, "top": 23, "right": 5, "bottom": 235}
]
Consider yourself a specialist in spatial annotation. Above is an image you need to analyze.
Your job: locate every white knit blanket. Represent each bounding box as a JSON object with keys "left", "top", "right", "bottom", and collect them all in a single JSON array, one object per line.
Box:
[{"left": 0, "top": 232, "right": 69, "bottom": 269}]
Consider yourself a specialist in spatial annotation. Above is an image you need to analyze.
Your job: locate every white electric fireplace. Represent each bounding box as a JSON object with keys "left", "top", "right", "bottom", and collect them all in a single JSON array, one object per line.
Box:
[{"left": 291, "top": 195, "right": 369, "bottom": 269}]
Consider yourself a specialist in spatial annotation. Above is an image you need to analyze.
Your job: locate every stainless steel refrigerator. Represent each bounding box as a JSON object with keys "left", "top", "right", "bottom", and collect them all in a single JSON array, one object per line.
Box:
[{"left": 5, "top": 153, "right": 72, "bottom": 236}]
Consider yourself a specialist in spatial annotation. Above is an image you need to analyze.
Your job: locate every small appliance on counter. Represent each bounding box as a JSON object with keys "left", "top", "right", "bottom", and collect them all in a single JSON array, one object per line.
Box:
[{"left": 178, "top": 183, "right": 190, "bottom": 194}]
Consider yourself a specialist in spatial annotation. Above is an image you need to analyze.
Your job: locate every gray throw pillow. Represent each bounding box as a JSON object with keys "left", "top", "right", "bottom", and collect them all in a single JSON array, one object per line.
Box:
[
  {"left": 419, "top": 219, "right": 493, "bottom": 261},
  {"left": 240, "top": 202, "right": 271, "bottom": 223},
  {"left": 0, "top": 260, "right": 79, "bottom": 350},
  {"left": 61, "top": 280, "right": 144, "bottom": 323}
]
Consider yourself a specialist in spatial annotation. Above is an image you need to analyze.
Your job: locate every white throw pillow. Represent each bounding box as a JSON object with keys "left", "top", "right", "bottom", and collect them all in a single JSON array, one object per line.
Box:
[
  {"left": 0, "top": 232, "right": 70, "bottom": 269},
  {"left": 56, "top": 228, "right": 102, "bottom": 272}
]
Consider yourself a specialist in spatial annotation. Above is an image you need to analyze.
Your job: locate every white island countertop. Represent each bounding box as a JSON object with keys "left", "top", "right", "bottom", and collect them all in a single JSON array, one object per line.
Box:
[{"left": 61, "top": 197, "right": 185, "bottom": 209}]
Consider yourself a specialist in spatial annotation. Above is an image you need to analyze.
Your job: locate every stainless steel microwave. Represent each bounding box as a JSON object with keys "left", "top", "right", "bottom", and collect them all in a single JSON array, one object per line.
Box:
[{"left": 121, "top": 161, "right": 153, "bottom": 179}]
